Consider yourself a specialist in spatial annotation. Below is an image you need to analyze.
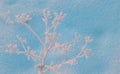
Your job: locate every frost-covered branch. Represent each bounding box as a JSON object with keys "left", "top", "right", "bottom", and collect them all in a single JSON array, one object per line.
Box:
[
  {"left": 41, "top": 10, "right": 67, "bottom": 66},
  {"left": 4, "top": 10, "right": 93, "bottom": 74},
  {"left": 44, "top": 36, "right": 92, "bottom": 73},
  {"left": 5, "top": 36, "right": 40, "bottom": 62},
  {"left": 16, "top": 13, "right": 45, "bottom": 46}
]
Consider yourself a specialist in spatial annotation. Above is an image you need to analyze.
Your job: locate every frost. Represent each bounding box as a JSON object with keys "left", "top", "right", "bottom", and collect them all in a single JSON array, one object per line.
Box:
[{"left": 4, "top": 10, "right": 92, "bottom": 74}]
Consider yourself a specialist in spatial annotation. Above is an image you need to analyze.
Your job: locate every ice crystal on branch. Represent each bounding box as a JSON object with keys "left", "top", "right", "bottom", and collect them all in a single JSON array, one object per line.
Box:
[
  {"left": 6, "top": 44, "right": 18, "bottom": 54},
  {"left": 16, "top": 13, "right": 32, "bottom": 24},
  {"left": 4, "top": 10, "right": 92, "bottom": 74},
  {"left": 52, "top": 12, "right": 66, "bottom": 29},
  {"left": 85, "top": 36, "right": 93, "bottom": 43}
]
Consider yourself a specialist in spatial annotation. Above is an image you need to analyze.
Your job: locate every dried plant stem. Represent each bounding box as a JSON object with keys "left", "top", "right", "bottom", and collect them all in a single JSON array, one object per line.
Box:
[
  {"left": 23, "top": 23, "right": 45, "bottom": 46},
  {"left": 5, "top": 11, "right": 92, "bottom": 74}
]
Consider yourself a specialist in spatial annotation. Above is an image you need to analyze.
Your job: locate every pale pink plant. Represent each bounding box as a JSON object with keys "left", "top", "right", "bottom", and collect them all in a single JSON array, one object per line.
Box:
[{"left": 4, "top": 10, "right": 92, "bottom": 74}]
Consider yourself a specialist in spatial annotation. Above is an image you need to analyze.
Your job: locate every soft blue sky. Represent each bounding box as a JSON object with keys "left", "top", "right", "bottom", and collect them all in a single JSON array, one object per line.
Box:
[{"left": 0, "top": 0, "right": 120, "bottom": 74}]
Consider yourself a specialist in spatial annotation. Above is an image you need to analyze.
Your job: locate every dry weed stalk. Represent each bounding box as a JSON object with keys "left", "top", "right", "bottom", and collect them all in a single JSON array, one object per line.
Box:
[{"left": 4, "top": 10, "right": 92, "bottom": 74}]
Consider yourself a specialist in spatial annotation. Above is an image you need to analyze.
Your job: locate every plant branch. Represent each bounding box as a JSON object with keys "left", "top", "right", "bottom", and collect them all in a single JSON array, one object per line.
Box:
[{"left": 23, "top": 23, "right": 45, "bottom": 47}]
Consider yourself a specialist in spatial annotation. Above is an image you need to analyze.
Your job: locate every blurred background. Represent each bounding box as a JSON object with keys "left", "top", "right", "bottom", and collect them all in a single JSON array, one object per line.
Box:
[{"left": 0, "top": 0, "right": 120, "bottom": 74}]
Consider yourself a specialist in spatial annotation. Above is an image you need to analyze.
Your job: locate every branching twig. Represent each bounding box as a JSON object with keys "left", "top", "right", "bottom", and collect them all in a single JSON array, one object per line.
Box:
[{"left": 4, "top": 10, "right": 92, "bottom": 74}]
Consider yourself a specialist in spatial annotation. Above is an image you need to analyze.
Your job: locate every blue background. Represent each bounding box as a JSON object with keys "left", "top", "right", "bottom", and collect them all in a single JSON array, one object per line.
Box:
[{"left": 0, "top": 0, "right": 120, "bottom": 74}]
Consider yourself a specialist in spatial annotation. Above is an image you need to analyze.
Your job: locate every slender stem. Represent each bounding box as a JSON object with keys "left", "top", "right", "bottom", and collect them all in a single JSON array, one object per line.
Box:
[
  {"left": 23, "top": 23, "right": 45, "bottom": 47},
  {"left": 16, "top": 36, "right": 27, "bottom": 51},
  {"left": 42, "top": 19, "right": 49, "bottom": 65}
]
